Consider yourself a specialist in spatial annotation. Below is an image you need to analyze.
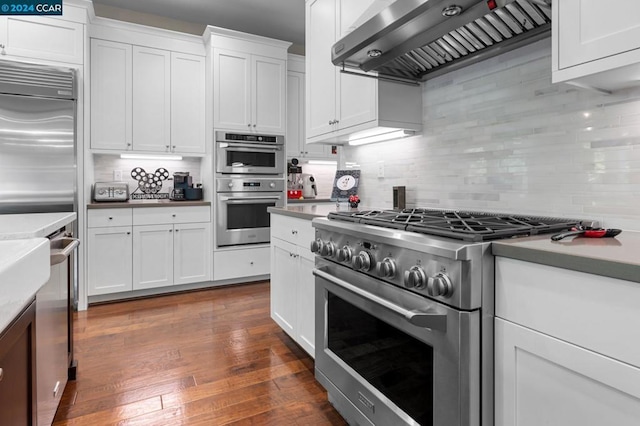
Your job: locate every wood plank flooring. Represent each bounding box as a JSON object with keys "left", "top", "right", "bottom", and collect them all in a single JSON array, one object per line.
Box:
[{"left": 53, "top": 281, "right": 347, "bottom": 425}]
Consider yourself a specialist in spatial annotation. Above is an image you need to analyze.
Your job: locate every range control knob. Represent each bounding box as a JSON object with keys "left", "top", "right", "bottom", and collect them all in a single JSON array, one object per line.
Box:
[
  {"left": 320, "top": 241, "right": 336, "bottom": 257},
  {"left": 336, "top": 246, "right": 353, "bottom": 263},
  {"left": 427, "top": 273, "right": 454, "bottom": 298},
  {"left": 352, "top": 251, "right": 373, "bottom": 271},
  {"left": 403, "top": 266, "right": 427, "bottom": 289},
  {"left": 310, "top": 239, "right": 323, "bottom": 254},
  {"left": 376, "top": 257, "right": 397, "bottom": 278},
  {"left": 269, "top": 182, "right": 276, "bottom": 188}
]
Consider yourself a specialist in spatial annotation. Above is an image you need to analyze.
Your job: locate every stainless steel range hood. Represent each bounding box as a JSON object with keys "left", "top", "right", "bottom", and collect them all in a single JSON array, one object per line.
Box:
[{"left": 332, "top": 0, "right": 551, "bottom": 82}]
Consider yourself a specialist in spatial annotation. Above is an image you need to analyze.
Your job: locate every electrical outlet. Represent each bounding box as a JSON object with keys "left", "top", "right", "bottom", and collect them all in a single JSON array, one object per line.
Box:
[
  {"left": 113, "top": 170, "right": 122, "bottom": 181},
  {"left": 377, "top": 161, "right": 385, "bottom": 178}
]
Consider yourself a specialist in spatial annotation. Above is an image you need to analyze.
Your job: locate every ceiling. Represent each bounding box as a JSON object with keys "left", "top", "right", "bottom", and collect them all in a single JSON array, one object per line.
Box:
[{"left": 91, "top": 0, "right": 306, "bottom": 48}]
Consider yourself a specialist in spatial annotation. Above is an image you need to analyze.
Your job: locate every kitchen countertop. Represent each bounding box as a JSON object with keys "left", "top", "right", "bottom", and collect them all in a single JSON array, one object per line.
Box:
[
  {"left": 492, "top": 231, "right": 640, "bottom": 283},
  {"left": 0, "top": 238, "right": 50, "bottom": 332},
  {"left": 268, "top": 204, "right": 361, "bottom": 220},
  {"left": 88, "top": 200, "right": 211, "bottom": 209},
  {"left": 0, "top": 212, "right": 77, "bottom": 240},
  {"left": 286, "top": 198, "right": 334, "bottom": 204}
]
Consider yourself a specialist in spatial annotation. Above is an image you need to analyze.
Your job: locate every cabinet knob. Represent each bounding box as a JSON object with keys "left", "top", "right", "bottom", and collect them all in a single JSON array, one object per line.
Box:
[
  {"left": 291, "top": 230, "right": 297, "bottom": 235},
  {"left": 172, "top": 145, "right": 176, "bottom": 150},
  {"left": 172, "top": 214, "right": 176, "bottom": 217},
  {"left": 252, "top": 124, "right": 256, "bottom": 127},
  {"left": 127, "top": 143, "right": 132, "bottom": 147},
  {"left": 250, "top": 261, "right": 254, "bottom": 265},
  {"left": 108, "top": 217, "right": 113, "bottom": 220},
  {"left": 169, "top": 229, "right": 173, "bottom": 232},
  {"left": 247, "top": 124, "right": 251, "bottom": 127},
  {"left": 166, "top": 145, "right": 170, "bottom": 149},
  {"left": 126, "top": 232, "right": 131, "bottom": 235},
  {"left": 175, "top": 229, "right": 179, "bottom": 232}
]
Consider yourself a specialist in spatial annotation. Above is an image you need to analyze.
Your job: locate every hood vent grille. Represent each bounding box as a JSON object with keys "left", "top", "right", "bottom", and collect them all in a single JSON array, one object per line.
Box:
[{"left": 333, "top": 0, "right": 552, "bottom": 82}]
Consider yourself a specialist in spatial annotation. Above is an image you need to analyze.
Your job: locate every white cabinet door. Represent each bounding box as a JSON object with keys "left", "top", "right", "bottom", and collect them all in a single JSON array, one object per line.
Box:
[
  {"left": 173, "top": 222, "right": 211, "bottom": 285},
  {"left": 0, "top": 16, "right": 84, "bottom": 64},
  {"left": 133, "top": 224, "right": 174, "bottom": 290},
  {"left": 90, "top": 39, "right": 132, "bottom": 151},
  {"left": 270, "top": 238, "right": 297, "bottom": 337},
  {"left": 170, "top": 52, "right": 205, "bottom": 154},
  {"left": 287, "top": 69, "right": 328, "bottom": 158},
  {"left": 132, "top": 46, "right": 171, "bottom": 152},
  {"left": 306, "top": 0, "right": 338, "bottom": 139},
  {"left": 87, "top": 226, "right": 132, "bottom": 295},
  {"left": 495, "top": 318, "right": 640, "bottom": 426},
  {"left": 213, "top": 48, "right": 252, "bottom": 131},
  {"left": 252, "top": 55, "right": 286, "bottom": 134},
  {"left": 296, "top": 250, "right": 315, "bottom": 357},
  {"left": 557, "top": 0, "right": 640, "bottom": 70}
]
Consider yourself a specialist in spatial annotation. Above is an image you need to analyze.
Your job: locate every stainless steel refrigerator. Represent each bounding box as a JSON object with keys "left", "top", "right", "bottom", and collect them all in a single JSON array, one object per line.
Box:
[
  {"left": 0, "top": 60, "right": 76, "bottom": 214},
  {"left": 0, "top": 60, "right": 78, "bottom": 426}
]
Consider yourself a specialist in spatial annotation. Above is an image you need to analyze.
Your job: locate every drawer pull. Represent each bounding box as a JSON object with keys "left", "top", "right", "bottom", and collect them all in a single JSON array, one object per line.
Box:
[
  {"left": 108, "top": 217, "right": 113, "bottom": 220},
  {"left": 0, "top": 367, "right": 3, "bottom": 382}
]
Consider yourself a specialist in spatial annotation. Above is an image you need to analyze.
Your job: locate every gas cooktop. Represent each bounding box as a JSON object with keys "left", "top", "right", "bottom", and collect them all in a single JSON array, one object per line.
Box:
[{"left": 327, "top": 208, "right": 582, "bottom": 242}]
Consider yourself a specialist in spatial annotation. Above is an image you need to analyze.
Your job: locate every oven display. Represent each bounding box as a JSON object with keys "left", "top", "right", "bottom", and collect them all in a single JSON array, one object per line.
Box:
[
  {"left": 327, "top": 293, "right": 434, "bottom": 425},
  {"left": 243, "top": 182, "right": 261, "bottom": 187}
]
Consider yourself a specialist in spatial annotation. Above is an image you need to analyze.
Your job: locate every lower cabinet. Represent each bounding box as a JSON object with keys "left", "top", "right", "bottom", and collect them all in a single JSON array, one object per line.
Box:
[
  {"left": 88, "top": 226, "right": 133, "bottom": 295},
  {"left": 87, "top": 206, "right": 211, "bottom": 297},
  {"left": 495, "top": 256, "right": 640, "bottom": 426},
  {"left": 0, "top": 300, "right": 36, "bottom": 426},
  {"left": 212, "top": 246, "right": 270, "bottom": 281},
  {"left": 269, "top": 213, "right": 316, "bottom": 357},
  {"left": 495, "top": 318, "right": 640, "bottom": 426}
]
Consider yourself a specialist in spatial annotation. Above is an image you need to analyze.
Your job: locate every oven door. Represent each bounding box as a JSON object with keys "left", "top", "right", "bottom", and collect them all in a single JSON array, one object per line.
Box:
[
  {"left": 314, "top": 258, "right": 480, "bottom": 426},
  {"left": 216, "top": 191, "right": 284, "bottom": 247},
  {"left": 216, "top": 142, "right": 284, "bottom": 175}
]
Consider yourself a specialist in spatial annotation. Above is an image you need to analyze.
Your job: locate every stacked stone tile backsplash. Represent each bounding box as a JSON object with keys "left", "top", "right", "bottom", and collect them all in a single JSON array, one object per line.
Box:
[{"left": 343, "top": 40, "right": 640, "bottom": 230}]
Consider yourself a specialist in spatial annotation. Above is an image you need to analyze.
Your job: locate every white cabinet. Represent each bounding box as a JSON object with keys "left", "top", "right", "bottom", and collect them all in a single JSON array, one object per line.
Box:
[
  {"left": 269, "top": 214, "right": 316, "bottom": 357},
  {"left": 171, "top": 52, "right": 206, "bottom": 153},
  {"left": 552, "top": 0, "right": 640, "bottom": 91},
  {"left": 132, "top": 46, "right": 171, "bottom": 152},
  {"left": 286, "top": 54, "right": 333, "bottom": 159},
  {"left": 87, "top": 208, "right": 133, "bottom": 296},
  {"left": 0, "top": 15, "right": 84, "bottom": 64},
  {"left": 495, "top": 257, "right": 640, "bottom": 426},
  {"left": 305, "top": 0, "right": 421, "bottom": 144},
  {"left": 213, "top": 48, "right": 286, "bottom": 134},
  {"left": 90, "top": 39, "right": 132, "bottom": 151},
  {"left": 212, "top": 246, "right": 270, "bottom": 281},
  {"left": 87, "top": 206, "right": 211, "bottom": 297},
  {"left": 90, "top": 39, "right": 206, "bottom": 153}
]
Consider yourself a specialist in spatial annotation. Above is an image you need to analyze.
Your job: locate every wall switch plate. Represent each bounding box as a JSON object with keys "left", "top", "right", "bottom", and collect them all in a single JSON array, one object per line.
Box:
[
  {"left": 377, "top": 161, "right": 385, "bottom": 178},
  {"left": 113, "top": 170, "right": 122, "bottom": 181}
]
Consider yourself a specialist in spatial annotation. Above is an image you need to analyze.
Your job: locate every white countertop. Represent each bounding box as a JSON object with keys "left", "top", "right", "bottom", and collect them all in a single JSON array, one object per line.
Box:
[
  {"left": 0, "top": 238, "right": 50, "bottom": 331},
  {"left": 0, "top": 212, "right": 76, "bottom": 332},
  {"left": 0, "top": 212, "right": 76, "bottom": 239}
]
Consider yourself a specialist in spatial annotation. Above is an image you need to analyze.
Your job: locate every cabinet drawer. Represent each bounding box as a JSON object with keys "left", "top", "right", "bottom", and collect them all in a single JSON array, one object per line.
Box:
[
  {"left": 132, "top": 206, "right": 210, "bottom": 225},
  {"left": 87, "top": 209, "right": 132, "bottom": 228},
  {"left": 270, "top": 214, "right": 315, "bottom": 248},
  {"left": 213, "top": 246, "right": 270, "bottom": 281},
  {"left": 496, "top": 257, "right": 640, "bottom": 368}
]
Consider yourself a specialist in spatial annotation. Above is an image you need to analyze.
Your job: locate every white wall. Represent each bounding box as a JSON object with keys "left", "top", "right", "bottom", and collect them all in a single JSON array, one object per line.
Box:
[{"left": 343, "top": 40, "right": 640, "bottom": 230}]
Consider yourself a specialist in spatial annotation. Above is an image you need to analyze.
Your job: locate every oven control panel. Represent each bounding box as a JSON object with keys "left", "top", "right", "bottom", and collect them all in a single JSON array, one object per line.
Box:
[{"left": 311, "top": 229, "right": 475, "bottom": 309}]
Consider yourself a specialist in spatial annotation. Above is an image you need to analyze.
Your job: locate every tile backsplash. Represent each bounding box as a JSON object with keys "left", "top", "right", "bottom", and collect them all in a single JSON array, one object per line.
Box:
[{"left": 343, "top": 39, "right": 640, "bottom": 230}]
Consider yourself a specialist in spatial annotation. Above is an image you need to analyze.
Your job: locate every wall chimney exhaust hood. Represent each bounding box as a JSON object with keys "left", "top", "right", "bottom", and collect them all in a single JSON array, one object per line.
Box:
[{"left": 332, "top": 0, "right": 551, "bottom": 82}]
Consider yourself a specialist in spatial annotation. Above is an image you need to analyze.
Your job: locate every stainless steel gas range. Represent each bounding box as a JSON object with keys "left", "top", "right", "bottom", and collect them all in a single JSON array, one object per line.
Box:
[{"left": 311, "top": 209, "right": 583, "bottom": 426}]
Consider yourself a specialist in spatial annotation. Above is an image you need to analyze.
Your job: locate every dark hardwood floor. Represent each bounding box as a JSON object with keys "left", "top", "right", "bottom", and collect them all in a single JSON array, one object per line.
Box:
[{"left": 53, "top": 281, "right": 347, "bottom": 425}]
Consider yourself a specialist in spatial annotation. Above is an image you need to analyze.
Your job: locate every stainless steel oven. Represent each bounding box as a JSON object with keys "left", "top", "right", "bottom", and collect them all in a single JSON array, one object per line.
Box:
[
  {"left": 215, "top": 131, "right": 285, "bottom": 175},
  {"left": 216, "top": 177, "right": 285, "bottom": 247}
]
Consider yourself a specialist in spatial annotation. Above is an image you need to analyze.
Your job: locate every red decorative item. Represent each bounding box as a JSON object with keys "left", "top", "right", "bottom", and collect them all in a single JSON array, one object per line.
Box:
[{"left": 349, "top": 195, "right": 360, "bottom": 208}]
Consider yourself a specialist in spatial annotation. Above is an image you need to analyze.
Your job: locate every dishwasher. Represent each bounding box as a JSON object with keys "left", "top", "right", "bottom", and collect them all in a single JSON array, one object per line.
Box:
[{"left": 36, "top": 227, "right": 79, "bottom": 426}]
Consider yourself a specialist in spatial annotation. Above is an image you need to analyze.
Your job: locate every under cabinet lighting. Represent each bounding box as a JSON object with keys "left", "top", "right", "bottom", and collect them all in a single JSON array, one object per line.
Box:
[
  {"left": 348, "top": 129, "right": 415, "bottom": 146},
  {"left": 306, "top": 160, "right": 338, "bottom": 165},
  {"left": 120, "top": 154, "right": 183, "bottom": 161}
]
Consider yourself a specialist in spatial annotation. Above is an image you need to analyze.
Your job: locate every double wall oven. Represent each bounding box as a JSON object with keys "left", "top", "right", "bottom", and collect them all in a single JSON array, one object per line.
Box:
[
  {"left": 311, "top": 209, "right": 583, "bottom": 426},
  {"left": 215, "top": 131, "right": 285, "bottom": 247}
]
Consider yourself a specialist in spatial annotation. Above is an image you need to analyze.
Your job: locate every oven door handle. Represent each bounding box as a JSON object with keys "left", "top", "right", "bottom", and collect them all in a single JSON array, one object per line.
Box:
[
  {"left": 219, "top": 143, "right": 282, "bottom": 152},
  {"left": 313, "top": 268, "right": 447, "bottom": 332},
  {"left": 220, "top": 196, "right": 282, "bottom": 202}
]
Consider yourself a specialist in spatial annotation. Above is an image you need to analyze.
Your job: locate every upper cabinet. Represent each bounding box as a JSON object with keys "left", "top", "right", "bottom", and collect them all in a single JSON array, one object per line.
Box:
[
  {"left": 89, "top": 22, "right": 206, "bottom": 154},
  {"left": 0, "top": 4, "right": 86, "bottom": 65},
  {"left": 552, "top": 0, "right": 640, "bottom": 92},
  {"left": 286, "top": 54, "right": 335, "bottom": 160},
  {"left": 205, "top": 26, "right": 290, "bottom": 135},
  {"left": 305, "top": 0, "right": 422, "bottom": 144}
]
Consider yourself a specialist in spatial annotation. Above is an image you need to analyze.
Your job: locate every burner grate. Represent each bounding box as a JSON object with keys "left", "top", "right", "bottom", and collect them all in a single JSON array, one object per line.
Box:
[{"left": 328, "top": 209, "right": 582, "bottom": 242}]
